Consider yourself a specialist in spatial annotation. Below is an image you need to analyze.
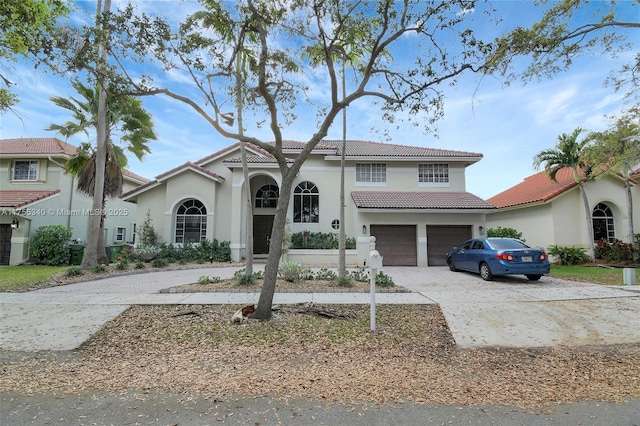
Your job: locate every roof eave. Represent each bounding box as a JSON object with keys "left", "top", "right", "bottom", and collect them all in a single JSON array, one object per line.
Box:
[
  {"left": 324, "top": 155, "right": 482, "bottom": 163},
  {"left": 355, "top": 207, "right": 495, "bottom": 213}
]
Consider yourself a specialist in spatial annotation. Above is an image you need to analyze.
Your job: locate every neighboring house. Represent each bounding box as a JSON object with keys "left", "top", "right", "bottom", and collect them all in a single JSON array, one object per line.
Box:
[
  {"left": 0, "top": 138, "right": 149, "bottom": 265},
  {"left": 123, "top": 140, "right": 494, "bottom": 267},
  {"left": 486, "top": 167, "right": 640, "bottom": 252}
]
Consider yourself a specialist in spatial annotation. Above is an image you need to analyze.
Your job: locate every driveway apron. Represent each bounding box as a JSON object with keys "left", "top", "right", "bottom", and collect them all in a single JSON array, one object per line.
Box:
[{"left": 1, "top": 265, "right": 639, "bottom": 350}]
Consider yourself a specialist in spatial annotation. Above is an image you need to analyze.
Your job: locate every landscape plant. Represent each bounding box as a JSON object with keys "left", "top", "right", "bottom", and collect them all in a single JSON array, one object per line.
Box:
[
  {"left": 548, "top": 245, "right": 591, "bottom": 266},
  {"left": 29, "top": 225, "right": 72, "bottom": 266},
  {"left": 487, "top": 227, "right": 524, "bottom": 241}
]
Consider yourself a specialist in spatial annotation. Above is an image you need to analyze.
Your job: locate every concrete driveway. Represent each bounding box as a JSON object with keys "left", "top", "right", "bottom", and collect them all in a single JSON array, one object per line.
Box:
[
  {"left": 385, "top": 266, "right": 640, "bottom": 348},
  {"left": 1, "top": 265, "right": 639, "bottom": 350}
]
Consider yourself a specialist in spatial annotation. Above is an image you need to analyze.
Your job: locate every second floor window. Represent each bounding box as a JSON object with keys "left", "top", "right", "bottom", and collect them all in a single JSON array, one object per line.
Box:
[
  {"left": 419, "top": 163, "right": 449, "bottom": 183},
  {"left": 356, "top": 163, "right": 386, "bottom": 183},
  {"left": 13, "top": 160, "right": 38, "bottom": 181}
]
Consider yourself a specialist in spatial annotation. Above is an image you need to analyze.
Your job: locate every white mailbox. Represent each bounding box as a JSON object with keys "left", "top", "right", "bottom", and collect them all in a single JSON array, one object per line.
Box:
[{"left": 369, "top": 250, "right": 383, "bottom": 270}]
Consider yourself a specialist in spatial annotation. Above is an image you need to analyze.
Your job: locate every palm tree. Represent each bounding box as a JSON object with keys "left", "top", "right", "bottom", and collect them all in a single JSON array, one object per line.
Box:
[
  {"left": 47, "top": 81, "right": 155, "bottom": 266},
  {"left": 533, "top": 128, "right": 595, "bottom": 260}
]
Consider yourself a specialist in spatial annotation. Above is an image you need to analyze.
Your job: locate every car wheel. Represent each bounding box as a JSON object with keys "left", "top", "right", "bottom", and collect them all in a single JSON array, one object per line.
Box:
[
  {"left": 448, "top": 258, "right": 458, "bottom": 272},
  {"left": 526, "top": 274, "right": 542, "bottom": 281},
  {"left": 479, "top": 262, "right": 494, "bottom": 281}
]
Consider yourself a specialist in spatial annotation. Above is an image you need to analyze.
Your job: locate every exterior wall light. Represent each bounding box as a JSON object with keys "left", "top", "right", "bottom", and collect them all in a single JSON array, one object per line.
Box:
[
  {"left": 478, "top": 225, "right": 484, "bottom": 235},
  {"left": 362, "top": 225, "right": 367, "bottom": 234},
  {"left": 11, "top": 218, "right": 19, "bottom": 229}
]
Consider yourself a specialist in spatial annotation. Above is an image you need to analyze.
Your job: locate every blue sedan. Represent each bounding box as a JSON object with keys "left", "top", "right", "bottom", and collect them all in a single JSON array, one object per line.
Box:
[{"left": 446, "top": 238, "right": 550, "bottom": 281}]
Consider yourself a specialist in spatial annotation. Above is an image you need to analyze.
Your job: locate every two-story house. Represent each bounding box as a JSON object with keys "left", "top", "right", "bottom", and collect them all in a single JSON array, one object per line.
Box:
[
  {"left": 0, "top": 138, "right": 148, "bottom": 265},
  {"left": 123, "top": 140, "right": 494, "bottom": 267}
]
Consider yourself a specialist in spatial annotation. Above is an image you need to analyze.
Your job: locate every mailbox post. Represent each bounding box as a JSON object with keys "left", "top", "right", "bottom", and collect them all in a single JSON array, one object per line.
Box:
[{"left": 369, "top": 236, "right": 383, "bottom": 332}]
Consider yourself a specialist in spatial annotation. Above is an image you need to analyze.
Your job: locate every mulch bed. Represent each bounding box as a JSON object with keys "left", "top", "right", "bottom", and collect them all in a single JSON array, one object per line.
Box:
[{"left": 1, "top": 304, "right": 639, "bottom": 408}]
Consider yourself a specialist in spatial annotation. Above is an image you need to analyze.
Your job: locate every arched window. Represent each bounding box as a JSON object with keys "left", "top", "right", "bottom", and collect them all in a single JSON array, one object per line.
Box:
[
  {"left": 293, "top": 181, "right": 319, "bottom": 223},
  {"left": 255, "top": 184, "right": 279, "bottom": 208},
  {"left": 592, "top": 203, "right": 614, "bottom": 242},
  {"left": 175, "top": 199, "right": 207, "bottom": 243}
]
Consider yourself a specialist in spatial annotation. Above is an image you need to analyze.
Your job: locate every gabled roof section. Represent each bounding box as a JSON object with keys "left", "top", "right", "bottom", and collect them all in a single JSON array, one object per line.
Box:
[
  {"left": 488, "top": 168, "right": 584, "bottom": 209},
  {"left": 0, "top": 138, "right": 77, "bottom": 157},
  {"left": 122, "top": 161, "right": 224, "bottom": 200},
  {"left": 195, "top": 142, "right": 272, "bottom": 167},
  {"left": 0, "top": 190, "right": 61, "bottom": 209},
  {"left": 122, "top": 169, "right": 150, "bottom": 185},
  {"left": 351, "top": 191, "right": 494, "bottom": 210}
]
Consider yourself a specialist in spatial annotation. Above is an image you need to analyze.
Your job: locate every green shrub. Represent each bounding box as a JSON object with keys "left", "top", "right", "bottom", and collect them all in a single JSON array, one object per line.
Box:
[
  {"left": 197, "top": 275, "right": 223, "bottom": 284},
  {"left": 65, "top": 266, "right": 83, "bottom": 277},
  {"left": 487, "top": 226, "right": 524, "bottom": 241},
  {"left": 151, "top": 258, "right": 169, "bottom": 268},
  {"left": 290, "top": 232, "right": 356, "bottom": 249},
  {"left": 115, "top": 260, "right": 128, "bottom": 270},
  {"left": 315, "top": 268, "right": 338, "bottom": 281},
  {"left": 548, "top": 245, "right": 591, "bottom": 266},
  {"left": 233, "top": 268, "right": 263, "bottom": 286},
  {"left": 348, "top": 267, "right": 369, "bottom": 283},
  {"left": 29, "top": 225, "right": 72, "bottom": 265},
  {"left": 336, "top": 275, "right": 353, "bottom": 287},
  {"left": 595, "top": 239, "right": 635, "bottom": 263},
  {"left": 134, "top": 261, "right": 145, "bottom": 270},
  {"left": 278, "top": 261, "right": 304, "bottom": 282},
  {"left": 93, "top": 264, "right": 107, "bottom": 273},
  {"left": 138, "top": 210, "right": 160, "bottom": 247},
  {"left": 155, "top": 239, "right": 232, "bottom": 264},
  {"left": 375, "top": 271, "right": 395, "bottom": 287}
]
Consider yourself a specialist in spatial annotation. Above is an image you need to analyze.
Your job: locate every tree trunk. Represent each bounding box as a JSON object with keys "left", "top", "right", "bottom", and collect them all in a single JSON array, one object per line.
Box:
[
  {"left": 338, "top": 62, "right": 346, "bottom": 279},
  {"left": 253, "top": 175, "right": 293, "bottom": 319},
  {"left": 578, "top": 182, "right": 595, "bottom": 261},
  {"left": 237, "top": 53, "right": 253, "bottom": 274},
  {"left": 81, "top": 0, "right": 110, "bottom": 269},
  {"left": 96, "top": 196, "right": 110, "bottom": 265},
  {"left": 624, "top": 177, "right": 636, "bottom": 261},
  {"left": 240, "top": 141, "right": 253, "bottom": 274}
]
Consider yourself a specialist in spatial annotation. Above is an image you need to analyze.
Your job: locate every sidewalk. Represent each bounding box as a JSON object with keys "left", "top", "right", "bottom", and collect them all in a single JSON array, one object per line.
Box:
[{"left": 1, "top": 265, "right": 639, "bottom": 351}]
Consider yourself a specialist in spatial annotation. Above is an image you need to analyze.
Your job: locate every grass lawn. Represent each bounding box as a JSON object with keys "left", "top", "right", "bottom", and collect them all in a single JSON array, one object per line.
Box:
[
  {"left": 0, "top": 265, "right": 68, "bottom": 292},
  {"left": 550, "top": 264, "right": 637, "bottom": 286}
]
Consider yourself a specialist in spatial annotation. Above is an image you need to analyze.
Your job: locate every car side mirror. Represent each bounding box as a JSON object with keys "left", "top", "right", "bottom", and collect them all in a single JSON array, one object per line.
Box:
[{"left": 452, "top": 246, "right": 458, "bottom": 251}]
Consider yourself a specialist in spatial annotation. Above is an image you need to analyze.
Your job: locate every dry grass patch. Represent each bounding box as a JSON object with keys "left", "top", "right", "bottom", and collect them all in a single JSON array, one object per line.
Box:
[{"left": 1, "top": 304, "right": 639, "bottom": 408}]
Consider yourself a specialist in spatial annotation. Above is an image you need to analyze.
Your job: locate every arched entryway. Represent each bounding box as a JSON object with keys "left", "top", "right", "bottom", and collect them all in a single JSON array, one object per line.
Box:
[{"left": 251, "top": 177, "right": 280, "bottom": 254}]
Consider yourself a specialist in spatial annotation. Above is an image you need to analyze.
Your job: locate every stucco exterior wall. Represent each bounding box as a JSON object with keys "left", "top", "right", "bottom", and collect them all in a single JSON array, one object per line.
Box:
[
  {"left": 486, "top": 204, "right": 554, "bottom": 250},
  {"left": 487, "top": 175, "right": 638, "bottom": 256}
]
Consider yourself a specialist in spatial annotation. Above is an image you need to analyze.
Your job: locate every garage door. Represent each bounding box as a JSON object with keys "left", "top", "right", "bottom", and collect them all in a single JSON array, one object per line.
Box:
[
  {"left": 426, "top": 225, "right": 472, "bottom": 266},
  {"left": 370, "top": 225, "right": 417, "bottom": 266}
]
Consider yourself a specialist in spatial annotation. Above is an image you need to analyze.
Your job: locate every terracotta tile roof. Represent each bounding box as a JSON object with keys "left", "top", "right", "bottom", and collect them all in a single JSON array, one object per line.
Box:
[
  {"left": 351, "top": 191, "right": 494, "bottom": 210},
  {"left": 155, "top": 161, "right": 223, "bottom": 181},
  {"left": 122, "top": 162, "right": 224, "bottom": 199},
  {"left": 0, "top": 190, "right": 61, "bottom": 208},
  {"left": 122, "top": 169, "right": 150, "bottom": 184},
  {"left": 0, "top": 138, "right": 77, "bottom": 156},
  {"left": 195, "top": 142, "right": 272, "bottom": 166},
  {"left": 488, "top": 167, "right": 582, "bottom": 209},
  {"left": 224, "top": 155, "right": 292, "bottom": 164},
  {"left": 317, "top": 140, "right": 482, "bottom": 159}
]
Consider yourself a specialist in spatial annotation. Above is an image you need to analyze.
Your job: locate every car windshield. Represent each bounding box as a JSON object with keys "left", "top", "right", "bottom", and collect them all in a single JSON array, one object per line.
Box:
[{"left": 486, "top": 239, "right": 530, "bottom": 250}]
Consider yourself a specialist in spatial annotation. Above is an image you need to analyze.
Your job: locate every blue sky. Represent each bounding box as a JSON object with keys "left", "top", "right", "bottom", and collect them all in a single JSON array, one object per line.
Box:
[{"left": 1, "top": 1, "right": 638, "bottom": 200}]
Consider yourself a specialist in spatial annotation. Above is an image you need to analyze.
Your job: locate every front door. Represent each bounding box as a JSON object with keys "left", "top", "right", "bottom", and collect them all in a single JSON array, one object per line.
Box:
[
  {"left": 253, "top": 215, "right": 274, "bottom": 254},
  {"left": 0, "top": 224, "right": 12, "bottom": 265}
]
